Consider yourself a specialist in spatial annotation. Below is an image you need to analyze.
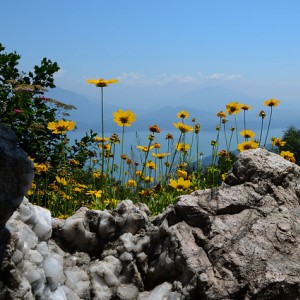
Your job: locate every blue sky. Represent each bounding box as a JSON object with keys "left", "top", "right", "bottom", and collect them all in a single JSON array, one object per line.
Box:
[{"left": 1, "top": 1, "right": 300, "bottom": 111}]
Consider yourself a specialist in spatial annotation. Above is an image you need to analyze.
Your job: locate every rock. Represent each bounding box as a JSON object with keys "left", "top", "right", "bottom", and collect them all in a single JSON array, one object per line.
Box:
[
  {"left": 2, "top": 148, "right": 300, "bottom": 299},
  {"left": 0, "top": 124, "right": 34, "bottom": 230},
  {"left": 0, "top": 124, "right": 34, "bottom": 271}
]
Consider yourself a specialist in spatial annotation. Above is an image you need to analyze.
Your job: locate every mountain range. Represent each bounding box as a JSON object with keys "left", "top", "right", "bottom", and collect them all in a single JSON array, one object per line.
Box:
[{"left": 47, "top": 86, "right": 300, "bottom": 135}]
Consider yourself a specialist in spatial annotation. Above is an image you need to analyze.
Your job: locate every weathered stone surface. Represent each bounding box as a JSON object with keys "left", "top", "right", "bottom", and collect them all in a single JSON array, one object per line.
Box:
[
  {"left": 0, "top": 124, "right": 34, "bottom": 273},
  {"left": 2, "top": 148, "right": 300, "bottom": 299},
  {"left": 0, "top": 124, "right": 34, "bottom": 229}
]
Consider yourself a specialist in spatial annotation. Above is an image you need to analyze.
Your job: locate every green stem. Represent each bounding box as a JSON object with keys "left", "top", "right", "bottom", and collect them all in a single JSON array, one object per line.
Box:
[
  {"left": 223, "top": 123, "right": 229, "bottom": 152},
  {"left": 235, "top": 115, "right": 239, "bottom": 146},
  {"left": 100, "top": 87, "right": 105, "bottom": 180},
  {"left": 119, "top": 125, "right": 125, "bottom": 184},
  {"left": 264, "top": 107, "right": 273, "bottom": 148}
]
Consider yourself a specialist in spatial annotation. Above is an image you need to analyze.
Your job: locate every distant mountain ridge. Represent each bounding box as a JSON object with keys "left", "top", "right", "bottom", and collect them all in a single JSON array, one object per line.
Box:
[{"left": 46, "top": 86, "right": 300, "bottom": 134}]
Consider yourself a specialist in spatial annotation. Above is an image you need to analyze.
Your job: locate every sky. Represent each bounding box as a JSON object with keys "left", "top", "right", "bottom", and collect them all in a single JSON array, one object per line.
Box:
[{"left": 1, "top": 0, "right": 300, "bottom": 112}]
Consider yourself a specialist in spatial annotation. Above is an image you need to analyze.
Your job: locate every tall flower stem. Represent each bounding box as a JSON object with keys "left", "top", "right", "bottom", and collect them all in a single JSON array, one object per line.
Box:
[
  {"left": 100, "top": 87, "right": 105, "bottom": 179},
  {"left": 235, "top": 115, "right": 239, "bottom": 146},
  {"left": 263, "top": 107, "right": 273, "bottom": 147},
  {"left": 166, "top": 132, "right": 183, "bottom": 179},
  {"left": 223, "top": 123, "right": 229, "bottom": 152},
  {"left": 119, "top": 125, "right": 125, "bottom": 184}
]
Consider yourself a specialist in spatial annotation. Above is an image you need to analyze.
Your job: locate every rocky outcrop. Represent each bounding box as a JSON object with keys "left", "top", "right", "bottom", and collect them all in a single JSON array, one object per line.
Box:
[
  {"left": 1, "top": 148, "right": 300, "bottom": 299},
  {"left": 0, "top": 124, "right": 34, "bottom": 275}
]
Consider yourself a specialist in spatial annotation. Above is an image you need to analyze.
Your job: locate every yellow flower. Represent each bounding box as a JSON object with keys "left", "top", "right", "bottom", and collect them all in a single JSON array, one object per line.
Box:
[
  {"left": 280, "top": 151, "right": 296, "bottom": 163},
  {"left": 153, "top": 142, "right": 161, "bottom": 149},
  {"left": 47, "top": 120, "right": 76, "bottom": 134},
  {"left": 27, "top": 190, "right": 34, "bottom": 196},
  {"left": 144, "top": 176, "right": 154, "bottom": 183},
  {"left": 217, "top": 111, "right": 227, "bottom": 118},
  {"left": 93, "top": 136, "right": 109, "bottom": 142},
  {"left": 34, "top": 162, "right": 49, "bottom": 173},
  {"left": 68, "top": 159, "right": 79, "bottom": 165},
  {"left": 240, "top": 129, "right": 256, "bottom": 139},
  {"left": 104, "top": 198, "right": 119, "bottom": 206},
  {"left": 61, "top": 192, "right": 72, "bottom": 200},
  {"left": 177, "top": 169, "right": 187, "bottom": 178},
  {"left": 98, "top": 143, "right": 111, "bottom": 151},
  {"left": 86, "top": 190, "right": 103, "bottom": 197},
  {"left": 152, "top": 152, "right": 170, "bottom": 159},
  {"left": 173, "top": 122, "right": 193, "bottom": 133},
  {"left": 177, "top": 110, "right": 189, "bottom": 119},
  {"left": 113, "top": 109, "right": 136, "bottom": 127},
  {"left": 263, "top": 98, "right": 280, "bottom": 107},
  {"left": 237, "top": 140, "right": 259, "bottom": 152},
  {"left": 169, "top": 177, "right": 191, "bottom": 191},
  {"left": 74, "top": 187, "right": 83, "bottom": 193},
  {"left": 226, "top": 102, "right": 241, "bottom": 115},
  {"left": 176, "top": 143, "right": 190, "bottom": 152},
  {"left": 86, "top": 78, "right": 118, "bottom": 87},
  {"left": 76, "top": 183, "right": 87, "bottom": 189},
  {"left": 135, "top": 170, "right": 142, "bottom": 176},
  {"left": 136, "top": 145, "right": 155, "bottom": 152},
  {"left": 271, "top": 137, "right": 286, "bottom": 147},
  {"left": 55, "top": 176, "right": 67, "bottom": 186},
  {"left": 240, "top": 104, "right": 252, "bottom": 110},
  {"left": 126, "top": 179, "right": 137, "bottom": 187},
  {"left": 145, "top": 161, "right": 157, "bottom": 170},
  {"left": 93, "top": 171, "right": 103, "bottom": 179}
]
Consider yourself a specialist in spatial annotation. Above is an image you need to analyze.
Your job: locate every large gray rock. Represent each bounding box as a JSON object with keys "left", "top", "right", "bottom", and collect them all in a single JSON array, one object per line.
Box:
[
  {"left": 0, "top": 124, "right": 34, "bottom": 229},
  {"left": 2, "top": 148, "right": 300, "bottom": 299},
  {"left": 0, "top": 124, "right": 34, "bottom": 273}
]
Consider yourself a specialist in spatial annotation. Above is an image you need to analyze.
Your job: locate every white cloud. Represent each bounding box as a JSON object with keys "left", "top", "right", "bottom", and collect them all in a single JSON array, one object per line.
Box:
[{"left": 116, "top": 72, "right": 242, "bottom": 86}]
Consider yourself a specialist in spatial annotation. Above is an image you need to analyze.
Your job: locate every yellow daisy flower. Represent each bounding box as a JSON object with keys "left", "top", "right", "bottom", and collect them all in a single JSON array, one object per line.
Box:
[
  {"left": 271, "top": 137, "right": 286, "bottom": 147},
  {"left": 240, "top": 104, "right": 252, "bottom": 110},
  {"left": 152, "top": 152, "right": 170, "bottom": 159},
  {"left": 216, "top": 111, "right": 227, "bottom": 118},
  {"left": 237, "top": 140, "right": 259, "bottom": 152},
  {"left": 240, "top": 129, "right": 256, "bottom": 139},
  {"left": 169, "top": 177, "right": 191, "bottom": 191},
  {"left": 113, "top": 109, "right": 136, "bottom": 127},
  {"left": 47, "top": 120, "right": 76, "bottom": 134},
  {"left": 263, "top": 98, "right": 280, "bottom": 107},
  {"left": 86, "top": 190, "right": 103, "bottom": 197},
  {"left": 177, "top": 169, "right": 187, "bottom": 178},
  {"left": 34, "top": 162, "right": 49, "bottom": 173},
  {"left": 145, "top": 161, "right": 157, "bottom": 170},
  {"left": 280, "top": 151, "right": 296, "bottom": 163},
  {"left": 144, "top": 176, "right": 154, "bottom": 183},
  {"left": 177, "top": 110, "right": 189, "bottom": 119},
  {"left": 226, "top": 102, "right": 241, "bottom": 115},
  {"left": 55, "top": 176, "right": 67, "bottom": 186},
  {"left": 126, "top": 179, "right": 137, "bottom": 187},
  {"left": 136, "top": 145, "right": 155, "bottom": 152},
  {"left": 176, "top": 143, "right": 190, "bottom": 152},
  {"left": 86, "top": 78, "right": 118, "bottom": 87},
  {"left": 173, "top": 122, "right": 193, "bottom": 133}
]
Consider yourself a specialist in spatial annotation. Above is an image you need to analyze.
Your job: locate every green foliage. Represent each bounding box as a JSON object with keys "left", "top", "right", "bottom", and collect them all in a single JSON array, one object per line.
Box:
[
  {"left": 282, "top": 126, "right": 300, "bottom": 164},
  {"left": 0, "top": 43, "right": 64, "bottom": 162}
]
